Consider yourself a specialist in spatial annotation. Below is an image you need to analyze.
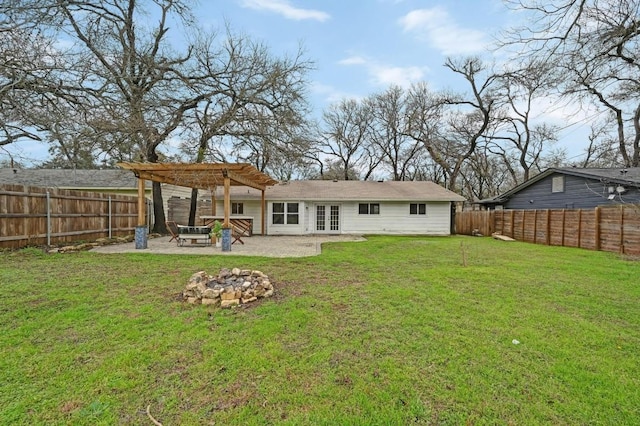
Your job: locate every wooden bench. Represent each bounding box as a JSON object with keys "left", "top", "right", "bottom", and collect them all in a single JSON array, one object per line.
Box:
[
  {"left": 200, "top": 216, "right": 254, "bottom": 237},
  {"left": 176, "top": 225, "right": 211, "bottom": 246}
]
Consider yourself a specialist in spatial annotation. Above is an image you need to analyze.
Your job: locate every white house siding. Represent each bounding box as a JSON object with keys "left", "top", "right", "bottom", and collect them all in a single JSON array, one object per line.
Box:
[
  {"left": 204, "top": 199, "right": 453, "bottom": 236},
  {"left": 340, "top": 201, "right": 452, "bottom": 235},
  {"left": 304, "top": 204, "right": 311, "bottom": 233},
  {"left": 213, "top": 200, "right": 264, "bottom": 234}
]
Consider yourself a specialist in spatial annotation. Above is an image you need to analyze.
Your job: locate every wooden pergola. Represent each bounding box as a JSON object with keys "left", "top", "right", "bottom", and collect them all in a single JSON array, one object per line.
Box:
[{"left": 117, "top": 162, "right": 279, "bottom": 234}]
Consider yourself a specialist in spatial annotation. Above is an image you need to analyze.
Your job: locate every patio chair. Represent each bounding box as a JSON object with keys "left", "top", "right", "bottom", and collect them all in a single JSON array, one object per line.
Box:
[{"left": 165, "top": 221, "right": 180, "bottom": 243}]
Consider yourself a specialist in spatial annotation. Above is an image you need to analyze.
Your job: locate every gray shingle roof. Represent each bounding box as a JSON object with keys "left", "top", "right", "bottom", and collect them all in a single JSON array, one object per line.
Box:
[
  {"left": 0, "top": 168, "right": 148, "bottom": 189},
  {"left": 477, "top": 167, "right": 640, "bottom": 204},
  {"left": 554, "top": 167, "right": 640, "bottom": 183},
  {"left": 0, "top": 169, "right": 465, "bottom": 202},
  {"left": 215, "top": 180, "right": 465, "bottom": 202}
]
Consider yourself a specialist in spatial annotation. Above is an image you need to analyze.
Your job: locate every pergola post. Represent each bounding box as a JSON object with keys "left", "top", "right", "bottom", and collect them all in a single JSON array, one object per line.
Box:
[
  {"left": 261, "top": 189, "right": 266, "bottom": 236},
  {"left": 135, "top": 177, "right": 148, "bottom": 249},
  {"left": 211, "top": 186, "right": 216, "bottom": 215},
  {"left": 221, "top": 171, "right": 232, "bottom": 251}
]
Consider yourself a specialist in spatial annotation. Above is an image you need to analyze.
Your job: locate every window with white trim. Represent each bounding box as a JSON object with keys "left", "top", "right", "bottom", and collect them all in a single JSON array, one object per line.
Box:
[
  {"left": 232, "top": 202, "right": 243, "bottom": 215},
  {"left": 272, "top": 202, "right": 299, "bottom": 225},
  {"left": 358, "top": 203, "right": 380, "bottom": 215},
  {"left": 551, "top": 176, "right": 564, "bottom": 193},
  {"left": 410, "top": 203, "right": 426, "bottom": 215}
]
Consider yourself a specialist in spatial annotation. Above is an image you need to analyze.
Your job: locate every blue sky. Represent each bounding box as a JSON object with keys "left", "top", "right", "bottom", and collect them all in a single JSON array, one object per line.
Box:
[
  {"left": 192, "top": 0, "right": 592, "bottom": 158},
  {"left": 198, "top": 0, "right": 509, "bottom": 106}
]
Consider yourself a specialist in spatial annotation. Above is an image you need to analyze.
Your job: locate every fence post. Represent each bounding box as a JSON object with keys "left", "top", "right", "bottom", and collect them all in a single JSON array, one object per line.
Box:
[
  {"left": 108, "top": 196, "right": 112, "bottom": 239},
  {"left": 594, "top": 206, "right": 601, "bottom": 251},
  {"left": 46, "top": 190, "right": 51, "bottom": 246},
  {"left": 545, "top": 210, "right": 551, "bottom": 245},
  {"left": 510, "top": 210, "right": 515, "bottom": 238},
  {"left": 489, "top": 210, "right": 497, "bottom": 235},
  {"left": 561, "top": 209, "right": 566, "bottom": 246},
  {"left": 619, "top": 205, "right": 625, "bottom": 254},
  {"left": 577, "top": 209, "right": 582, "bottom": 248}
]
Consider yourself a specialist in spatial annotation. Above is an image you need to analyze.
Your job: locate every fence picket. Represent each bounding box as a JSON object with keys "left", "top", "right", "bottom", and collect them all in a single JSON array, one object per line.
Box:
[
  {"left": 456, "top": 205, "right": 640, "bottom": 256},
  {"left": 0, "top": 184, "right": 149, "bottom": 249}
]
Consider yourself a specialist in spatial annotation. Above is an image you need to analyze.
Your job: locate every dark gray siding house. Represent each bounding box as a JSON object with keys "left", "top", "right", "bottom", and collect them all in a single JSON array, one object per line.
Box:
[{"left": 478, "top": 167, "right": 640, "bottom": 210}]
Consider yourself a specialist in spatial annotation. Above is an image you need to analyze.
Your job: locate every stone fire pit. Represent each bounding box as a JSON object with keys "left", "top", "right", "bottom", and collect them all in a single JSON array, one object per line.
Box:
[{"left": 183, "top": 268, "right": 274, "bottom": 308}]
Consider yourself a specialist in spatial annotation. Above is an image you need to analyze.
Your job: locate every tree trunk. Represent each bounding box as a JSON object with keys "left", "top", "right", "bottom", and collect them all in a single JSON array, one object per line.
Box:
[
  {"left": 151, "top": 181, "right": 166, "bottom": 234},
  {"left": 188, "top": 188, "right": 199, "bottom": 226}
]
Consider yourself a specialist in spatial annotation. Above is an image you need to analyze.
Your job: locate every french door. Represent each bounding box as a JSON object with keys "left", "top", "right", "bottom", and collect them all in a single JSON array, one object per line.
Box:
[{"left": 315, "top": 205, "right": 340, "bottom": 233}]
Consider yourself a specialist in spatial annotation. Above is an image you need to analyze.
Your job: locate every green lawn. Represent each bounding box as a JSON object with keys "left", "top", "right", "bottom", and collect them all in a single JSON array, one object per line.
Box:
[{"left": 1, "top": 236, "right": 639, "bottom": 425}]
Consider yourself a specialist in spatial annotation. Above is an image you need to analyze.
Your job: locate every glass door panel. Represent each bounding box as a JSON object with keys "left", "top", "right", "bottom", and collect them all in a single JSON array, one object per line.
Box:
[{"left": 316, "top": 205, "right": 326, "bottom": 231}]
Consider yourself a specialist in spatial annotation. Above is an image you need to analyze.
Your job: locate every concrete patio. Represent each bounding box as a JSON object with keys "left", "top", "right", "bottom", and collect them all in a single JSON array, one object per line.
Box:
[{"left": 90, "top": 234, "right": 366, "bottom": 257}]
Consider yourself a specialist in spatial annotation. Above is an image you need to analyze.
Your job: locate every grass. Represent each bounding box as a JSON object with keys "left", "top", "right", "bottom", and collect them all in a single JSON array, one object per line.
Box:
[{"left": 1, "top": 236, "right": 639, "bottom": 425}]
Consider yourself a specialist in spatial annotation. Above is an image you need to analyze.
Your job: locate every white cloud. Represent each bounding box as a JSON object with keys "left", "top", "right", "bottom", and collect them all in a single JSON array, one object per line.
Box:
[
  {"left": 369, "top": 64, "right": 425, "bottom": 87},
  {"left": 528, "top": 95, "right": 600, "bottom": 124},
  {"left": 339, "top": 55, "right": 428, "bottom": 89},
  {"left": 240, "top": 0, "right": 330, "bottom": 22},
  {"left": 398, "top": 7, "right": 488, "bottom": 55},
  {"left": 338, "top": 56, "right": 367, "bottom": 66},
  {"left": 311, "top": 82, "right": 362, "bottom": 104}
]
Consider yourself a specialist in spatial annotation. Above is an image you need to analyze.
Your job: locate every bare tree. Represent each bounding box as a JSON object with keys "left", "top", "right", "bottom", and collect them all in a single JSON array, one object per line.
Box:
[
  {"left": 367, "top": 86, "right": 424, "bottom": 181},
  {"left": 504, "top": 0, "right": 640, "bottom": 167},
  {"left": 440, "top": 58, "right": 498, "bottom": 191},
  {"left": 2, "top": 1, "right": 312, "bottom": 232},
  {"left": 181, "top": 29, "right": 311, "bottom": 161},
  {"left": 318, "top": 98, "right": 383, "bottom": 180},
  {"left": 408, "top": 150, "right": 450, "bottom": 185},
  {"left": 578, "top": 118, "right": 624, "bottom": 167},
  {"left": 1, "top": 0, "right": 211, "bottom": 232},
  {"left": 306, "top": 158, "right": 360, "bottom": 180},
  {"left": 460, "top": 148, "right": 515, "bottom": 201},
  {"left": 0, "top": 14, "right": 93, "bottom": 162},
  {"left": 404, "top": 59, "right": 497, "bottom": 191},
  {"left": 0, "top": 26, "right": 45, "bottom": 149},
  {"left": 175, "top": 29, "right": 311, "bottom": 224},
  {"left": 488, "top": 60, "right": 560, "bottom": 183}
]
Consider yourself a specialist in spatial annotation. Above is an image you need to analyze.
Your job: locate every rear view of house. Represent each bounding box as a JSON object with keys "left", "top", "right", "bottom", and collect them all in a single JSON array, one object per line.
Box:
[{"left": 211, "top": 180, "right": 465, "bottom": 236}]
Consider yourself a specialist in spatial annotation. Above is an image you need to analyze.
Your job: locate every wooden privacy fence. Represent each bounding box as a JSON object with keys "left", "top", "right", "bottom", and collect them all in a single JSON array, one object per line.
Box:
[
  {"left": 167, "top": 196, "right": 212, "bottom": 225},
  {"left": 456, "top": 205, "right": 640, "bottom": 256},
  {"left": 0, "top": 184, "right": 150, "bottom": 249}
]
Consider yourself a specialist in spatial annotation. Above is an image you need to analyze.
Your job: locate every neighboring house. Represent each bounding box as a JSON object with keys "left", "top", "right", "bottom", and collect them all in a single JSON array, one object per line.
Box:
[
  {"left": 210, "top": 180, "right": 465, "bottom": 236},
  {"left": 477, "top": 167, "right": 640, "bottom": 210},
  {"left": 0, "top": 168, "right": 151, "bottom": 195},
  {"left": 0, "top": 168, "right": 191, "bottom": 218}
]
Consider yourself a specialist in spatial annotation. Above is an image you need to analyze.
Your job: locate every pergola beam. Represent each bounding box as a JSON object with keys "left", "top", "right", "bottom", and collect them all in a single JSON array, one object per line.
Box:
[
  {"left": 225, "top": 169, "right": 266, "bottom": 190},
  {"left": 118, "top": 162, "right": 277, "bottom": 190},
  {"left": 118, "top": 162, "right": 278, "bottom": 248}
]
